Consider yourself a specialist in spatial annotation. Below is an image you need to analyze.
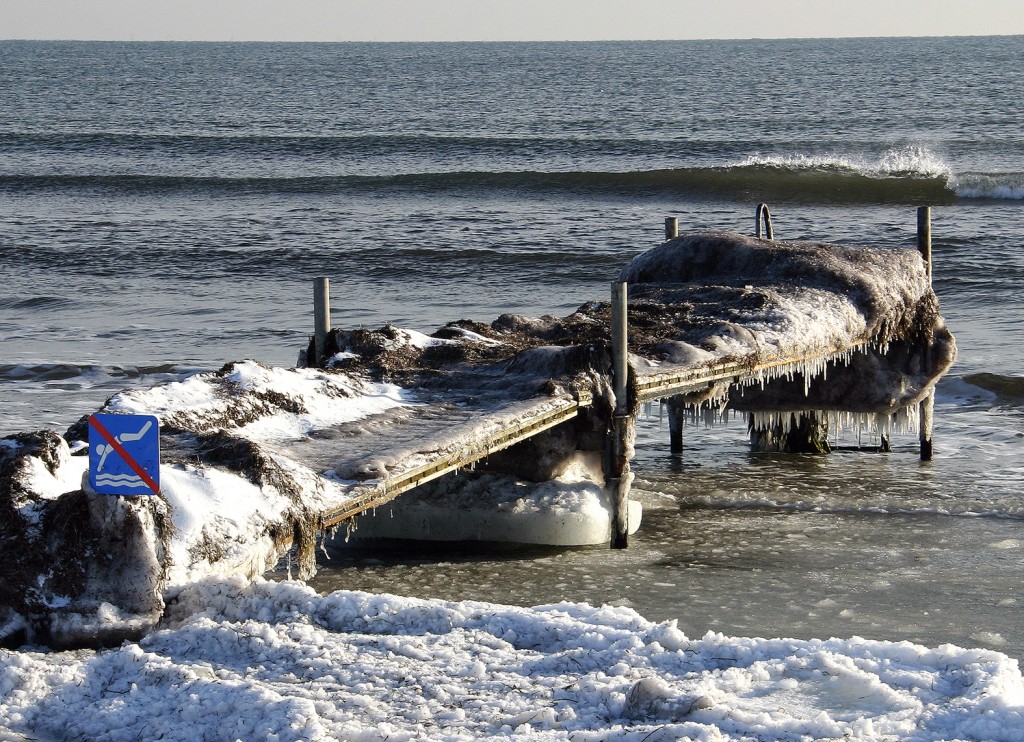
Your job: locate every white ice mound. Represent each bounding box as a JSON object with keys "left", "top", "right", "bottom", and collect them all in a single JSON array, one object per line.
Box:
[
  {"left": 343, "top": 453, "right": 642, "bottom": 546},
  {"left": 619, "top": 230, "right": 946, "bottom": 367},
  {"left": 0, "top": 362, "right": 413, "bottom": 647}
]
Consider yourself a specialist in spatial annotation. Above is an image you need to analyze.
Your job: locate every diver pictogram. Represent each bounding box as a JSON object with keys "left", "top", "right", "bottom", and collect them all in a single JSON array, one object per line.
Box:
[{"left": 88, "top": 413, "right": 160, "bottom": 495}]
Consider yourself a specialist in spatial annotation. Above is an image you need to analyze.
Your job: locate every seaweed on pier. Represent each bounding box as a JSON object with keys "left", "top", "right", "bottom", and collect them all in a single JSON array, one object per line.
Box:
[{"left": 188, "top": 430, "right": 322, "bottom": 579}]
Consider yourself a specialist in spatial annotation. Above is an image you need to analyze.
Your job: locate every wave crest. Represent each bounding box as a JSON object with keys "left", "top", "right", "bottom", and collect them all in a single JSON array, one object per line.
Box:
[
  {"left": 736, "top": 145, "right": 953, "bottom": 179},
  {"left": 2, "top": 145, "right": 1020, "bottom": 203}
]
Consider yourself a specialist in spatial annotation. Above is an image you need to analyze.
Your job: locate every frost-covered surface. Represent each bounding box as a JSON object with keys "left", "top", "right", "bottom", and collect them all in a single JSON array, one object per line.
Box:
[
  {"left": 619, "top": 231, "right": 934, "bottom": 357},
  {"left": 105, "top": 359, "right": 409, "bottom": 440},
  {"left": 97, "top": 361, "right": 417, "bottom": 593},
  {"left": 0, "top": 357, "right": 612, "bottom": 646},
  {"left": 618, "top": 232, "right": 956, "bottom": 435},
  {"left": 325, "top": 394, "right": 582, "bottom": 482},
  {"left": 2, "top": 577, "right": 1022, "bottom": 741}
]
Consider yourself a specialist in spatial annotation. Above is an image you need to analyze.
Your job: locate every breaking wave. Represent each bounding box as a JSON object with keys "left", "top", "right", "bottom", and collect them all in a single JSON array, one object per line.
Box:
[
  {"left": 735, "top": 146, "right": 953, "bottom": 179},
  {"left": 736, "top": 148, "right": 1024, "bottom": 201},
  {"left": 948, "top": 172, "right": 1024, "bottom": 200},
  {"left": 0, "top": 144, "right": 1017, "bottom": 203},
  {"left": 0, "top": 167, "right": 954, "bottom": 205}
]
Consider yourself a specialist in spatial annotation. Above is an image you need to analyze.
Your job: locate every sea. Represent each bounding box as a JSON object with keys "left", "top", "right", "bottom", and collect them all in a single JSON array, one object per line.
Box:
[{"left": 2, "top": 36, "right": 1023, "bottom": 658}]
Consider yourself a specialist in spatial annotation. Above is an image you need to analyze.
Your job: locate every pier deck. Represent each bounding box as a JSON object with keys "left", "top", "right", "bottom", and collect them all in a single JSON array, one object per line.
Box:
[{"left": 288, "top": 391, "right": 592, "bottom": 527}]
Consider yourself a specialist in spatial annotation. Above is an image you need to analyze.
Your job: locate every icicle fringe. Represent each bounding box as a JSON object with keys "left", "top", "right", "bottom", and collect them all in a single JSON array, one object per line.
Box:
[{"left": 641, "top": 342, "right": 922, "bottom": 440}]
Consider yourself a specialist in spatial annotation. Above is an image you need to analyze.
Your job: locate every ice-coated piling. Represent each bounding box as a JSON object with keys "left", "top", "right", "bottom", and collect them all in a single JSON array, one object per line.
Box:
[
  {"left": 667, "top": 396, "right": 684, "bottom": 454},
  {"left": 611, "top": 282, "right": 628, "bottom": 411},
  {"left": 917, "top": 206, "right": 932, "bottom": 283},
  {"left": 918, "top": 206, "right": 935, "bottom": 461},
  {"left": 609, "top": 281, "right": 631, "bottom": 548}
]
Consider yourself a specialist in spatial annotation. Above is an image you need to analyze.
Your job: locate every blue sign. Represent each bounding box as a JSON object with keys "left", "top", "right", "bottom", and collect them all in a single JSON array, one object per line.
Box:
[{"left": 88, "top": 413, "right": 161, "bottom": 495}]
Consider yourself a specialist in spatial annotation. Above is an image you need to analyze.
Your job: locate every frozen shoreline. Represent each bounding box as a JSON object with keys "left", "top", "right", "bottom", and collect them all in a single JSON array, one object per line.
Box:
[{"left": 2, "top": 577, "right": 1022, "bottom": 741}]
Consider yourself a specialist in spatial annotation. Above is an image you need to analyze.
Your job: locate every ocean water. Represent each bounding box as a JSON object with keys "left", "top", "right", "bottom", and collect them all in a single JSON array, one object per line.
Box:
[{"left": 2, "top": 37, "right": 1023, "bottom": 656}]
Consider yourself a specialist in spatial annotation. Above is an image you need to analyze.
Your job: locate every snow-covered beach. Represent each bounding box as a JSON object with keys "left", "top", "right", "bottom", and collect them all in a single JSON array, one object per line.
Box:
[{"left": 4, "top": 577, "right": 1023, "bottom": 741}]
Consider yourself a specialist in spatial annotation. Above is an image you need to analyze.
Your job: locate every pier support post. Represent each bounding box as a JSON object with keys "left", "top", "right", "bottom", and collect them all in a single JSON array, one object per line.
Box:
[
  {"left": 917, "top": 206, "right": 934, "bottom": 461},
  {"left": 609, "top": 281, "right": 631, "bottom": 549},
  {"left": 667, "top": 396, "right": 684, "bottom": 454},
  {"left": 608, "top": 415, "right": 632, "bottom": 549},
  {"left": 313, "top": 277, "right": 331, "bottom": 367},
  {"left": 917, "top": 206, "right": 932, "bottom": 282},
  {"left": 665, "top": 217, "right": 679, "bottom": 240},
  {"left": 611, "top": 282, "right": 628, "bottom": 410},
  {"left": 919, "top": 397, "right": 934, "bottom": 461}
]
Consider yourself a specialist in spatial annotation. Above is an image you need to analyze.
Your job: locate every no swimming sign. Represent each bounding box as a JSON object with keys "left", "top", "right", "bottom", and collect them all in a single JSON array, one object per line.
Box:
[{"left": 88, "top": 413, "right": 161, "bottom": 496}]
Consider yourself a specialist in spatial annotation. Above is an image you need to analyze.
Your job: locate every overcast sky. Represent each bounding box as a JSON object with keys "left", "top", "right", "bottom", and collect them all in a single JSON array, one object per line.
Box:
[{"left": 4, "top": 0, "right": 1022, "bottom": 42}]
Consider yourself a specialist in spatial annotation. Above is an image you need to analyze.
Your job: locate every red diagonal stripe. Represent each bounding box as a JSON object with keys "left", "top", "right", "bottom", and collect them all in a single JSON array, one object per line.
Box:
[{"left": 89, "top": 415, "right": 160, "bottom": 495}]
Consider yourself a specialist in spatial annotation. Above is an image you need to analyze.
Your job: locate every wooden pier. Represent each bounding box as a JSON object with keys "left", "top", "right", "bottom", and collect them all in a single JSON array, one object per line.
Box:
[
  {"left": 294, "top": 206, "right": 951, "bottom": 549},
  {"left": 0, "top": 206, "right": 957, "bottom": 647}
]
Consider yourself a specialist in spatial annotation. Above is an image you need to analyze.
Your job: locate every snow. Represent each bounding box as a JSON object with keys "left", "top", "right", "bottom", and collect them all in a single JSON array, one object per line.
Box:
[
  {"left": 108, "top": 359, "right": 409, "bottom": 442},
  {"left": 157, "top": 464, "right": 296, "bottom": 593},
  {"left": 619, "top": 233, "right": 929, "bottom": 366},
  {"left": 21, "top": 444, "right": 87, "bottom": 502},
  {"left": 2, "top": 576, "right": 1022, "bottom": 741}
]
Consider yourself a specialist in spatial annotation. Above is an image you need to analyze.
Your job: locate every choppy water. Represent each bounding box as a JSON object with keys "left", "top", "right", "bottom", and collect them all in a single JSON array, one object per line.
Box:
[{"left": 2, "top": 37, "right": 1023, "bottom": 656}]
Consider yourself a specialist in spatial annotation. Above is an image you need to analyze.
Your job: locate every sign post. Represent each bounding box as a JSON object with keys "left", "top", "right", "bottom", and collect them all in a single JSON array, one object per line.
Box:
[{"left": 88, "top": 413, "right": 161, "bottom": 496}]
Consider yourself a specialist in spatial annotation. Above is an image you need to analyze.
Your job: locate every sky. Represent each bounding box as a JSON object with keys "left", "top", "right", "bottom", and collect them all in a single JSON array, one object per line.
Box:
[{"left": 3, "top": 0, "right": 1023, "bottom": 42}]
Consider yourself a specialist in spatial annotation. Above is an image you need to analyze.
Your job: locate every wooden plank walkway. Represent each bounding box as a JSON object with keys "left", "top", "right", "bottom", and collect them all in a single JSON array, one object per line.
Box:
[{"left": 311, "top": 391, "right": 593, "bottom": 527}]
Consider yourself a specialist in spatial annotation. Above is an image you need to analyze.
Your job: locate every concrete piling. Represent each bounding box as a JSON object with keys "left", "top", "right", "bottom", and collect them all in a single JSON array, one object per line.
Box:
[{"left": 313, "top": 277, "right": 331, "bottom": 367}]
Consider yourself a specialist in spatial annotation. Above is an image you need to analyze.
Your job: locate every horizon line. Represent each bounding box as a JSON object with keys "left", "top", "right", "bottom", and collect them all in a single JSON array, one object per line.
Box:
[{"left": 2, "top": 32, "right": 1020, "bottom": 44}]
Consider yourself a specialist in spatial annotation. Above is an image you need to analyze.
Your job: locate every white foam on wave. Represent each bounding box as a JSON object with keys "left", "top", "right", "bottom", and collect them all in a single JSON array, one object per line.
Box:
[
  {"left": 876, "top": 145, "right": 952, "bottom": 177},
  {"left": 950, "top": 172, "right": 1024, "bottom": 200},
  {"left": 736, "top": 145, "right": 952, "bottom": 179},
  {"left": 736, "top": 147, "right": 1024, "bottom": 200}
]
